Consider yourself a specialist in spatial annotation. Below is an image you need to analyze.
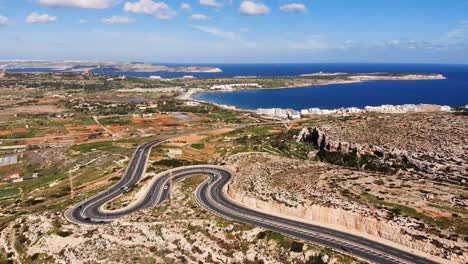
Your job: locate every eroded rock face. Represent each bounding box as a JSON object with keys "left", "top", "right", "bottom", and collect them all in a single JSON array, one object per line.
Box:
[
  {"left": 221, "top": 152, "right": 467, "bottom": 263},
  {"left": 296, "top": 127, "right": 326, "bottom": 150},
  {"left": 296, "top": 124, "right": 467, "bottom": 186},
  {"left": 297, "top": 126, "right": 406, "bottom": 158}
]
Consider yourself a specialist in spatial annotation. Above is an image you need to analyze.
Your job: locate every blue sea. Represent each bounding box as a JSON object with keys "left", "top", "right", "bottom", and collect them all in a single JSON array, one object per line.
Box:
[
  {"left": 9, "top": 63, "right": 468, "bottom": 109},
  {"left": 190, "top": 63, "right": 468, "bottom": 110}
]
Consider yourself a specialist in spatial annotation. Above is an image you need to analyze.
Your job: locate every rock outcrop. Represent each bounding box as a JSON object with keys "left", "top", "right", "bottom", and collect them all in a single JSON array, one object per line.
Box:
[
  {"left": 221, "top": 152, "right": 467, "bottom": 263},
  {"left": 296, "top": 125, "right": 467, "bottom": 186}
]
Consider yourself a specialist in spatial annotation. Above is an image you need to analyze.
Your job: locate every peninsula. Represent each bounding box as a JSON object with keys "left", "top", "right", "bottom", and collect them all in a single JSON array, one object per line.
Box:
[
  {"left": 0, "top": 61, "right": 223, "bottom": 73},
  {"left": 205, "top": 72, "right": 446, "bottom": 91}
]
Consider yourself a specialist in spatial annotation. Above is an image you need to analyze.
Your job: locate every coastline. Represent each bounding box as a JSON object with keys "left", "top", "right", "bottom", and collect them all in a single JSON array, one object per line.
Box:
[
  {"left": 193, "top": 73, "right": 447, "bottom": 93},
  {"left": 184, "top": 73, "right": 449, "bottom": 113},
  {"left": 182, "top": 88, "right": 254, "bottom": 113},
  {"left": 185, "top": 88, "right": 454, "bottom": 116}
]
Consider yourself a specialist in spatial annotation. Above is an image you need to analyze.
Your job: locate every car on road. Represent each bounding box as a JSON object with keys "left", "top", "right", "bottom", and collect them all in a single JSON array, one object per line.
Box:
[{"left": 164, "top": 185, "right": 169, "bottom": 190}]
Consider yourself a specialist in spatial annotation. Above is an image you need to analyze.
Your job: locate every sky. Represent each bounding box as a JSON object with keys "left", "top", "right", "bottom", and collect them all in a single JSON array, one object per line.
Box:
[{"left": 0, "top": 0, "right": 467, "bottom": 63}]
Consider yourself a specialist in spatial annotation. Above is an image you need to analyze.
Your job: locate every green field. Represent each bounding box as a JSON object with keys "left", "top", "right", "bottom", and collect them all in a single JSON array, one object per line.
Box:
[
  {"left": 190, "top": 143, "right": 205, "bottom": 150},
  {"left": 0, "top": 130, "right": 36, "bottom": 139},
  {"left": 206, "top": 112, "right": 239, "bottom": 120},
  {"left": 99, "top": 116, "right": 132, "bottom": 125},
  {"left": 247, "top": 126, "right": 272, "bottom": 136},
  {"left": 68, "top": 141, "right": 115, "bottom": 155},
  {"left": 0, "top": 188, "right": 20, "bottom": 200}
]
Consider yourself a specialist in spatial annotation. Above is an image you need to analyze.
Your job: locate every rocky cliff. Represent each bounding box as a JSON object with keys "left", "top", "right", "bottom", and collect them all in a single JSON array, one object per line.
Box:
[
  {"left": 221, "top": 152, "right": 467, "bottom": 263},
  {"left": 296, "top": 126, "right": 467, "bottom": 186}
]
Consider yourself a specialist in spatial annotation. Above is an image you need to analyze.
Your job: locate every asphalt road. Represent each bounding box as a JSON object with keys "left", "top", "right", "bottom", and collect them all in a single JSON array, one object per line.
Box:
[{"left": 66, "top": 137, "right": 440, "bottom": 264}]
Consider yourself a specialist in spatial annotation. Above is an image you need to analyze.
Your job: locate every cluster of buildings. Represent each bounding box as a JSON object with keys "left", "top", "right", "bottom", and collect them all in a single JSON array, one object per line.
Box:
[
  {"left": 106, "top": 75, "right": 127, "bottom": 81},
  {"left": 210, "top": 83, "right": 262, "bottom": 90},
  {"left": 6, "top": 172, "right": 39, "bottom": 183},
  {"left": 257, "top": 104, "right": 453, "bottom": 120},
  {"left": 256, "top": 108, "right": 301, "bottom": 120},
  {"left": 136, "top": 103, "right": 158, "bottom": 111},
  {"left": 300, "top": 107, "right": 363, "bottom": 116},
  {"left": 149, "top": 75, "right": 195, "bottom": 80},
  {"left": 0, "top": 154, "right": 41, "bottom": 183}
]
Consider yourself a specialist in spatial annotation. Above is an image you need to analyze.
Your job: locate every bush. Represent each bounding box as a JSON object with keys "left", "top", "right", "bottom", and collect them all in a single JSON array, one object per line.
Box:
[{"left": 290, "top": 241, "right": 304, "bottom": 252}]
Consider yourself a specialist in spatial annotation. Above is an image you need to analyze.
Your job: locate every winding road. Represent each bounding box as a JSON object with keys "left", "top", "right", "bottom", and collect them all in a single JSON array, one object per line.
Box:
[{"left": 65, "top": 136, "right": 440, "bottom": 264}]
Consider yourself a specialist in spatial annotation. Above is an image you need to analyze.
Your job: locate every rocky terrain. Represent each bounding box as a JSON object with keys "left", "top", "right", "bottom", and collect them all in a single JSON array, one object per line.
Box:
[
  {"left": 0, "top": 175, "right": 360, "bottom": 264},
  {"left": 221, "top": 152, "right": 467, "bottom": 263},
  {"left": 296, "top": 113, "right": 467, "bottom": 186}
]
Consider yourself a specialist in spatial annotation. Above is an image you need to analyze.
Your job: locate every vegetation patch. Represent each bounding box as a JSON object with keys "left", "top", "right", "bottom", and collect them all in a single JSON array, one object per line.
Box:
[
  {"left": 360, "top": 193, "right": 467, "bottom": 236},
  {"left": 68, "top": 141, "right": 114, "bottom": 155},
  {"left": 99, "top": 116, "right": 132, "bottom": 126},
  {"left": 256, "top": 230, "right": 291, "bottom": 249},
  {"left": 190, "top": 143, "right": 205, "bottom": 150},
  {"left": 0, "top": 130, "right": 36, "bottom": 139},
  {"left": 0, "top": 188, "right": 20, "bottom": 201},
  {"left": 153, "top": 159, "right": 194, "bottom": 168}
]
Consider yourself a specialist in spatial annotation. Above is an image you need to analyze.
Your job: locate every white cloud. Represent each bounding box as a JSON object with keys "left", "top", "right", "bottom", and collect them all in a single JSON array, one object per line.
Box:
[
  {"left": 379, "top": 39, "right": 441, "bottom": 50},
  {"left": 386, "top": 40, "right": 400, "bottom": 46},
  {"left": 199, "top": 0, "right": 222, "bottom": 8},
  {"left": 37, "top": 0, "right": 114, "bottom": 9},
  {"left": 102, "top": 15, "right": 135, "bottom": 24},
  {"left": 26, "top": 12, "right": 57, "bottom": 24},
  {"left": 447, "top": 28, "right": 464, "bottom": 38},
  {"left": 446, "top": 21, "right": 468, "bottom": 39},
  {"left": 240, "top": 1, "right": 269, "bottom": 16},
  {"left": 180, "top": 3, "right": 191, "bottom": 11},
  {"left": 280, "top": 3, "right": 306, "bottom": 13},
  {"left": 124, "top": 0, "right": 177, "bottom": 20},
  {"left": 193, "top": 25, "right": 239, "bottom": 41},
  {"left": 192, "top": 25, "right": 255, "bottom": 47},
  {"left": 0, "top": 15, "right": 8, "bottom": 26},
  {"left": 79, "top": 19, "right": 88, "bottom": 24},
  {"left": 288, "top": 36, "right": 330, "bottom": 51},
  {"left": 191, "top": 14, "right": 209, "bottom": 20}
]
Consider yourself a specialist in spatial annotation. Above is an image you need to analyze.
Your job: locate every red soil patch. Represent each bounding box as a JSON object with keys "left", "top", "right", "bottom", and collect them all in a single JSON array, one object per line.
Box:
[
  {"left": 0, "top": 128, "right": 27, "bottom": 136},
  {"left": 419, "top": 207, "right": 452, "bottom": 218}
]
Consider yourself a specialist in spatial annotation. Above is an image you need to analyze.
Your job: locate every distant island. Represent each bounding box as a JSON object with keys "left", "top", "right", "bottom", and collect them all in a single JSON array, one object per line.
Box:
[
  {"left": 197, "top": 72, "right": 447, "bottom": 92},
  {"left": 299, "top": 71, "right": 446, "bottom": 84},
  {"left": 0, "top": 60, "right": 223, "bottom": 73}
]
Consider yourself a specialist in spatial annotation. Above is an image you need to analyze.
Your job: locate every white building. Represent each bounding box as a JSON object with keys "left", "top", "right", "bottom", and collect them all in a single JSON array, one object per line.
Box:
[
  {"left": 288, "top": 110, "right": 301, "bottom": 119},
  {"left": 341, "top": 107, "right": 364, "bottom": 114},
  {"left": 300, "top": 108, "right": 337, "bottom": 115},
  {"left": 440, "top": 105, "right": 452, "bottom": 112},
  {"left": 211, "top": 83, "right": 262, "bottom": 90},
  {"left": 0, "top": 155, "right": 18, "bottom": 167},
  {"left": 256, "top": 108, "right": 301, "bottom": 120},
  {"left": 185, "top": 101, "right": 201, "bottom": 106}
]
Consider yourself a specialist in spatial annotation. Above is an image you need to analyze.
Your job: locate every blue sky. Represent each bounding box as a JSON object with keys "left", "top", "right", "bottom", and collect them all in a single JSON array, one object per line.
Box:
[{"left": 0, "top": 0, "right": 467, "bottom": 63}]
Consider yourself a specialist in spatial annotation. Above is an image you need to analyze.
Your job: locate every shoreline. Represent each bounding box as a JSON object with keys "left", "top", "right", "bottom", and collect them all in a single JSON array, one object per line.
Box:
[
  {"left": 182, "top": 88, "right": 254, "bottom": 113},
  {"left": 185, "top": 88, "right": 454, "bottom": 116},
  {"left": 184, "top": 73, "right": 450, "bottom": 113},
  {"left": 186, "top": 73, "right": 447, "bottom": 95}
]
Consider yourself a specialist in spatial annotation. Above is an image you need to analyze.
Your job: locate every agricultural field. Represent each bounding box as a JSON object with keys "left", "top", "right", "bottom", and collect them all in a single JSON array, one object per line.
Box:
[{"left": 0, "top": 72, "right": 466, "bottom": 264}]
